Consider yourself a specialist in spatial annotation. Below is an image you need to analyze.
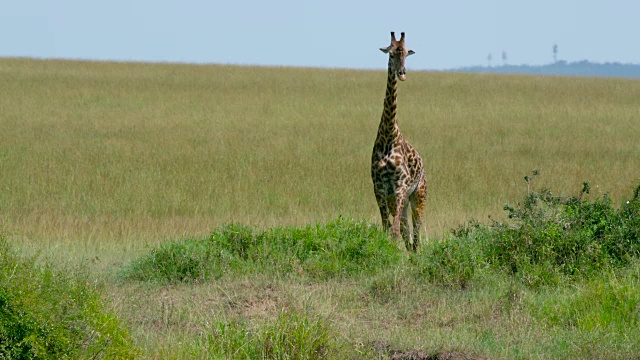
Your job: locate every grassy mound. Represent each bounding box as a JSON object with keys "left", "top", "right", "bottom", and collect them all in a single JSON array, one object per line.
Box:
[
  {"left": 0, "top": 234, "right": 137, "bottom": 359},
  {"left": 122, "top": 217, "right": 401, "bottom": 283}
]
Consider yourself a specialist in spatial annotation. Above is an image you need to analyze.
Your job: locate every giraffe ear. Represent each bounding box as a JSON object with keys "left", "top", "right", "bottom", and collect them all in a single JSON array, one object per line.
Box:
[
  {"left": 380, "top": 46, "right": 391, "bottom": 54},
  {"left": 407, "top": 50, "right": 415, "bottom": 56}
]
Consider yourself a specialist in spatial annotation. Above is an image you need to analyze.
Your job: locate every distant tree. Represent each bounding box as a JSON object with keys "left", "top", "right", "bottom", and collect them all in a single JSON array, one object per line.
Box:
[
  {"left": 553, "top": 44, "right": 558, "bottom": 63},
  {"left": 487, "top": 53, "right": 492, "bottom": 67},
  {"left": 502, "top": 51, "right": 508, "bottom": 65}
]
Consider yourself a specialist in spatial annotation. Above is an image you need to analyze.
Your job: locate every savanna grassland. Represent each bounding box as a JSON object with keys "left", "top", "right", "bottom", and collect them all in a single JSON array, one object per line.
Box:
[{"left": 1, "top": 58, "right": 640, "bottom": 359}]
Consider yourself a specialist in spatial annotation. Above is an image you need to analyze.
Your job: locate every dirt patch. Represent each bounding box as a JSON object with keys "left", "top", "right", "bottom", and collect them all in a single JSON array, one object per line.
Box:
[
  {"left": 391, "top": 350, "right": 484, "bottom": 360},
  {"left": 239, "top": 292, "right": 279, "bottom": 318},
  {"left": 225, "top": 283, "right": 283, "bottom": 320},
  {"left": 371, "top": 341, "right": 485, "bottom": 360}
]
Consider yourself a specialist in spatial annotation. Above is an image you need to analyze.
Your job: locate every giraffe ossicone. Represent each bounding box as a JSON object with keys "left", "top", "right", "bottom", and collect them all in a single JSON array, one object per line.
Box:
[{"left": 370, "top": 31, "right": 427, "bottom": 252}]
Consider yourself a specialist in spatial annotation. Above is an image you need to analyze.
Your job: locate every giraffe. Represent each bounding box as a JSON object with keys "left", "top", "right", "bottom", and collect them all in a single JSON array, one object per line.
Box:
[{"left": 371, "top": 31, "right": 427, "bottom": 252}]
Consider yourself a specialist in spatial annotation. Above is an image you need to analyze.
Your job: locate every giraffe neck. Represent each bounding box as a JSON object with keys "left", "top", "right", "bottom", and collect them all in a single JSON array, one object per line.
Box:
[{"left": 377, "top": 61, "right": 400, "bottom": 142}]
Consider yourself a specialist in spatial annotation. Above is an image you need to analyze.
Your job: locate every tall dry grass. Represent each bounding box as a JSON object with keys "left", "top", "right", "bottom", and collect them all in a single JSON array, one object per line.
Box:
[{"left": 1, "top": 58, "right": 639, "bottom": 261}]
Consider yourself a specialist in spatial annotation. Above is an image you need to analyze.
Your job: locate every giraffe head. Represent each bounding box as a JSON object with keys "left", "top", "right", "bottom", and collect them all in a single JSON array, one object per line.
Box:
[{"left": 380, "top": 32, "right": 415, "bottom": 81}]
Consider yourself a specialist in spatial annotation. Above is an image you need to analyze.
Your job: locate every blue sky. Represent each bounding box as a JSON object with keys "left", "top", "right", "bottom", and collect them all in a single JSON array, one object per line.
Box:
[{"left": 2, "top": 0, "right": 638, "bottom": 70}]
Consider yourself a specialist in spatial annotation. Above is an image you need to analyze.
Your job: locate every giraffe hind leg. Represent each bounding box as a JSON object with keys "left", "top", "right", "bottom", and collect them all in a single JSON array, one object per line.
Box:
[{"left": 390, "top": 185, "right": 410, "bottom": 246}]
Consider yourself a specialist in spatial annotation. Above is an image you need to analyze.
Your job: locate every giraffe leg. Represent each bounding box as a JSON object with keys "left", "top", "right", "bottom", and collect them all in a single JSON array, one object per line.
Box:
[
  {"left": 409, "top": 175, "right": 427, "bottom": 251},
  {"left": 387, "top": 196, "right": 397, "bottom": 235},
  {"left": 374, "top": 189, "right": 391, "bottom": 231},
  {"left": 400, "top": 202, "right": 412, "bottom": 251},
  {"left": 378, "top": 205, "right": 391, "bottom": 232},
  {"left": 391, "top": 186, "right": 408, "bottom": 241}
]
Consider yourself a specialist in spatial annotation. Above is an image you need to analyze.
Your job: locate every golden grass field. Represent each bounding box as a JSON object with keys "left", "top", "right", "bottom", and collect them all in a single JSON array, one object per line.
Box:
[
  {"left": 1, "top": 58, "right": 640, "bottom": 358},
  {"left": 2, "top": 58, "right": 639, "bottom": 259}
]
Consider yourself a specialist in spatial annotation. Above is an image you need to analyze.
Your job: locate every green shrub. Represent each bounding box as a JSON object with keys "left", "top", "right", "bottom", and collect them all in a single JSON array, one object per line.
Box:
[
  {"left": 122, "top": 217, "right": 401, "bottom": 283},
  {"left": 485, "top": 174, "right": 640, "bottom": 285},
  {"left": 0, "top": 234, "right": 137, "bottom": 359},
  {"left": 419, "top": 173, "right": 640, "bottom": 288},
  {"left": 207, "top": 311, "right": 335, "bottom": 359}
]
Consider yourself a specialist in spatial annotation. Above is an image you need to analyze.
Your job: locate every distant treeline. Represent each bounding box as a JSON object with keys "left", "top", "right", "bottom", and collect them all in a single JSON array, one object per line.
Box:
[{"left": 449, "top": 60, "right": 640, "bottom": 79}]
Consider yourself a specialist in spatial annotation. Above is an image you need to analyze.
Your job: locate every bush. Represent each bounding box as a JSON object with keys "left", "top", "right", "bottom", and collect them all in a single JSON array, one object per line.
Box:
[
  {"left": 419, "top": 173, "right": 640, "bottom": 287},
  {"left": 122, "top": 217, "right": 402, "bottom": 283},
  {"left": 486, "top": 174, "right": 640, "bottom": 285},
  {"left": 0, "top": 234, "right": 137, "bottom": 359}
]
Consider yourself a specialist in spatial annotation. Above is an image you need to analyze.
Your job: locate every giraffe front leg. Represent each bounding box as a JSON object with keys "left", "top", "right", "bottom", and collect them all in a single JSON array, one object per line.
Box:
[
  {"left": 400, "top": 202, "right": 412, "bottom": 251},
  {"left": 374, "top": 190, "right": 391, "bottom": 231},
  {"left": 378, "top": 205, "right": 391, "bottom": 232}
]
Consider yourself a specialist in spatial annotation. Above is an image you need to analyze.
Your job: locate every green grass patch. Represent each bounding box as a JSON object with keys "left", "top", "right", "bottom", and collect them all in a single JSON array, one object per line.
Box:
[
  {"left": 121, "top": 217, "right": 402, "bottom": 283},
  {"left": 410, "top": 228, "right": 489, "bottom": 288},
  {"left": 523, "top": 263, "right": 640, "bottom": 357},
  {"left": 207, "top": 310, "right": 337, "bottom": 360},
  {"left": 529, "top": 265, "right": 640, "bottom": 332},
  {"left": 0, "top": 233, "right": 137, "bottom": 359}
]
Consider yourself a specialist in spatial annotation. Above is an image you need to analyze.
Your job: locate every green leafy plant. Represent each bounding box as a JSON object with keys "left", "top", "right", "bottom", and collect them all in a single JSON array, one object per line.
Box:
[
  {"left": 488, "top": 172, "right": 640, "bottom": 285},
  {"left": 0, "top": 234, "right": 137, "bottom": 359},
  {"left": 420, "top": 172, "right": 640, "bottom": 287}
]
